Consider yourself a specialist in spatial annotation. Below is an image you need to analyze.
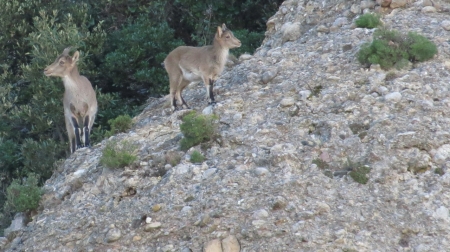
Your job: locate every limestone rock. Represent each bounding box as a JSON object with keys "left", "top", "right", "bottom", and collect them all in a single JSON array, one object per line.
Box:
[
  {"left": 422, "top": 6, "right": 437, "bottom": 13},
  {"left": 385, "top": 92, "right": 402, "bottom": 102},
  {"left": 441, "top": 20, "right": 450, "bottom": 31},
  {"left": 281, "top": 22, "right": 301, "bottom": 43},
  {"left": 4, "top": 213, "right": 28, "bottom": 240},
  {"left": 361, "top": 1, "right": 376, "bottom": 9},
  {"left": 204, "top": 239, "right": 222, "bottom": 252},
  {"left": 390, "top": 0, "right": 407, "bottom": 9},
  {"left": 376, "top": 0, "right": 392, "bottom": 7},
  {"left": 222, "top": 235, "right": 240, "bottom": 252},
  {"left": 105, "top": 228, "right": 121, "bottom": 243}
]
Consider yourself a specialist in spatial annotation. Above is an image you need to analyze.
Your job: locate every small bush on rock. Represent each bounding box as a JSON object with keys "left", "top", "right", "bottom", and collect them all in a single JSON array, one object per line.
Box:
[
  {"left": 106, "top": 114, "right": 133, "bottom": 137},
  {"left": 349, "top": 166, "right": 371, "bottom": 184},
  {"left": 100, "top": 140, "right": 138, "bottom": 169},
  {"left": 6, "top": 173, "right": 42, "bottom": 213},
  {"left": 407, "top": 32, "right": 438, "bottom": 62},
  {"left": 179, "top": 111, "right": 218, "bottom": 151},
  {"left": 357, "top": 28, "right": 437, "bottom": 70},
  {"left": 190, "top": 150, "right": 205, "bottom": 163},
  {"left": 355, "top": 13, "right": 381, "bottom": 28}
]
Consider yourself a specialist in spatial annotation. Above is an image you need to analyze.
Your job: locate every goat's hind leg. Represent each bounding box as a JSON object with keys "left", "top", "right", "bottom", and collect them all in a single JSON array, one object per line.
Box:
[
  {"left": 83, "top": 115, "right": 91, "bottom": 148},
  {"left": 170, "top": 87, "right": 178, "bottom": 111},
  {"left": 177, "top": 79, "right": 190, "bottom": 110}
]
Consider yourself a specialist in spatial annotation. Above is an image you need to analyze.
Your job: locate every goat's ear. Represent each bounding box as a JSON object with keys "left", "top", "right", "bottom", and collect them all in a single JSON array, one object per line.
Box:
[
  {"left": 217, "top": 26, "right": 223, "bottom": 37},
  {"left": 72, "top": 51, "right": 80, "bottom": 64},
  {"left": 221, "top": 23, "right": 227, "bottom": 31},
  {"left": 62, "top": 47, "right": 71, "bottom": 56}
]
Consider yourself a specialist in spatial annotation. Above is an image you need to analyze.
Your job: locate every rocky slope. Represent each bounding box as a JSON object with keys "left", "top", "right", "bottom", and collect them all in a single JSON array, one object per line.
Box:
[{"left": 3, "top": 0, "right": 450, "bottom": 251}]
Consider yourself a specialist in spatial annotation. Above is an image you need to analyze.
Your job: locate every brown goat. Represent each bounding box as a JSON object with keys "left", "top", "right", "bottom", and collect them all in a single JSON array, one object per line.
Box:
[
  {"left": 44, "top": 48, "right": 97, "bottom": 154},
  {"left": 164, "top": 24, "right": 241, "bottom": 111}
]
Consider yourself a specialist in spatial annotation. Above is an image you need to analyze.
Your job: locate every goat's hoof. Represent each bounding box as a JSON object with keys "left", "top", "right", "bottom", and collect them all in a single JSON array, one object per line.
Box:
[{"left": 208, "top": 101, "right": 217, "bottom": 106}]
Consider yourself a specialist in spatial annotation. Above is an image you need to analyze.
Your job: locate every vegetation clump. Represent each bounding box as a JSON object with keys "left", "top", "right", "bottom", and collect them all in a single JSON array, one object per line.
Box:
[
  {"left": 355, "top": 13, "right": 381, "bottom": 28},
  {"left": 99, "top": 140, "right": 138, "bottom": 169},
  {"left": 435, "top": 168, "right": 445, "bottom": 176},
  {"left": 190, "top": 150, "right": 205, "bottom": 163},
  {"left": 6, "top": 174, "right": 43, "bottom": 213},
  {"left": 357, "top": 28, "right": 437, "bottom": 70},
  {"left": 106, "top": 114, "right": 133, "bottom": 137},
  {"left": 179, "top": 111, "right": 218, "bottom": 151},
  {"left": 349, "top": 166, "right": 371, "bottom": 185}
]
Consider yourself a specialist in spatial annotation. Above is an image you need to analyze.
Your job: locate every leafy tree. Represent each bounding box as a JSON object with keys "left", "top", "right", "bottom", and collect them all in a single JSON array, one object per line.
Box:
[{"left": 100, "top": 18, "right": 183, "bottom": 100}]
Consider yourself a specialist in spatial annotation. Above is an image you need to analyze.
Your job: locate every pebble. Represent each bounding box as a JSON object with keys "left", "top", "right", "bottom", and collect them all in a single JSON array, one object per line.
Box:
[
  {"left": 144, "top": 222, "right": 162, "bottom": 231},
  {"left": 105, "top": 228, "right": 121, "bottom": 243},
  {"left": 280, "top": 97, "right": 296, "bottom": 107},
  {"left": 254, "top": 167, "right": 269, "bottom": 176},
  {"left": 441, "top": 20, "right": 450, "bottom": 31},
  {"left": 422, "top": 6, "right": 437, "bottom": 13},
  {"left": 385, "top": 92, "right": 402, "bottom": 102},
  {"left": 204, "top": 239, "right": 222, "bottom": 252},
  {"left": 222, "top": 235, "right": 240, "bottom": 252}
]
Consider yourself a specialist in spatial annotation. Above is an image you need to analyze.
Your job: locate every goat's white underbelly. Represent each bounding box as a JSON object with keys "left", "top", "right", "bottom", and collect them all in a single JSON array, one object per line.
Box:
[{"left": 180, "top": 66, "right": 202, "bottom": 82}]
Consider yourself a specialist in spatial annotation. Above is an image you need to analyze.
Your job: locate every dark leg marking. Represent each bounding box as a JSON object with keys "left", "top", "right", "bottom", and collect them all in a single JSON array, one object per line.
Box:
[
  {"left": 208, "top": 79, "right": 216, "bottom": 105},
  {"left": 84, "top": 116, "right": 90, "bottom": 148},
  {"left": 71, "top": 139, "right": 76, "bottom": 154},
  {"left": 172, "top": 95, "right": 177, "bottom": 111},
  {"left": 71, "top": 117, "right": 83, "bottom": 150},
  {"left": 180, "top": 96, "right": 189, "bottom": 109}
]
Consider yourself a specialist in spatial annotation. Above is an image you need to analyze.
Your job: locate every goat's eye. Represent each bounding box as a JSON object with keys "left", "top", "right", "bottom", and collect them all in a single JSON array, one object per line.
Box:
[
  {"left": 59, "top": 61, "right": 64, "bottom": 65},
  {"left": 226, "top": 35, "right": 230, "bottom": 38}
]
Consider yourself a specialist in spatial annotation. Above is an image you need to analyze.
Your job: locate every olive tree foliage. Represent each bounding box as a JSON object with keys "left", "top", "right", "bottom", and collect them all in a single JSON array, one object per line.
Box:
[
  {"left": 165, "top": 0, "right": 283, "bottom": 48},
  {"left": 0, "top": 1, "right": 106, "bottom": 194},
  {"left": 100, "top": 18, "right": 183, "bottom": 100}
]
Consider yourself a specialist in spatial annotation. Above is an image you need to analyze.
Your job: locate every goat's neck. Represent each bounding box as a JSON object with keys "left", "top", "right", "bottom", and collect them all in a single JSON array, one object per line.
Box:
[
  {"left": 62, "top": 67, "right": 82, "bottom": 89},
  {"left": 212, "top": 40, "right": 229, "bottom": 65}
]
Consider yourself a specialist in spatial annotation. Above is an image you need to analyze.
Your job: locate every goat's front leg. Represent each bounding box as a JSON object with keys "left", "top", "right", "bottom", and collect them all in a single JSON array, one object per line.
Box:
[
  {"left": 71, "top": 117, "right": 83, "bottom": 150},
  {"left": 206, "top": 78, "right": 216, "bottom": 105}
]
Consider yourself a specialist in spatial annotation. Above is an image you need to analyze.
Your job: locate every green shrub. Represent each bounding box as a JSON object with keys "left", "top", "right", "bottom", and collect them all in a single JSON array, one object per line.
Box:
[
  {"left": 6, "top": 173, "right": 42, "bottom": 213},
  {"left": 435, "top": 168, "right": 444, "bottom": 176},
  {"left": 355, "top": 13, "right": 381, "bottom": 28},
  {"left": 357, "top": 28, "right": 437, "bottom": 69},
  {"left": 349, "top": 166, "right": 371, "bottom": 185},
  {"left": 407, "top": 32, "right": 438, "bottom": 62},
  {"left": 179, "top": 111, "right": 218, "bottom": 151},
  {"left": 105, "top": 114, "right": 133, "bottom": 137},
  {"left": 20, "top": 138, "right": 64, "bottom": 180},
  {"left": 99, "top": 140, "right": 138, "bottom": 169},
  {"left": 190, "top": 150, "right": 205, "bottom": 163},
  {"left": 312, "top": 158, "right": 329, "bottom": 169},
  {"left": 0, "top": 139, "right": 20, "bottom": 176},
  {"left": 102, "top": 19, "right": 183, "bottom": 98}
]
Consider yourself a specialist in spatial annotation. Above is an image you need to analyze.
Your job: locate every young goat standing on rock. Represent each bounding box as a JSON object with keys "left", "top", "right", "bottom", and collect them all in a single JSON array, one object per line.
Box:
[
  {"left": 164, "top": 24, "right": 241, "bottom": 111},
  {"left": 44, "top": 47, "right": 98, "bottom": 154}
]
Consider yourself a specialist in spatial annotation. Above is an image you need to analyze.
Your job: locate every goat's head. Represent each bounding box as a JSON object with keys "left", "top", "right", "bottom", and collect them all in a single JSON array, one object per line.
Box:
[
  {"left": 44, "top": 47, "right": 80, "bottom": 77},
  {"left": 216, "top": 24, "right": 241, "bottom": 49}
]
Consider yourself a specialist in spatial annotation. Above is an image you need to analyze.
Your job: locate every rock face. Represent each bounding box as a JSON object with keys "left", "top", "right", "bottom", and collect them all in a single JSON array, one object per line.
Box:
[{"left": 4, "top": 0, "right": 450, "bottom": 251}]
